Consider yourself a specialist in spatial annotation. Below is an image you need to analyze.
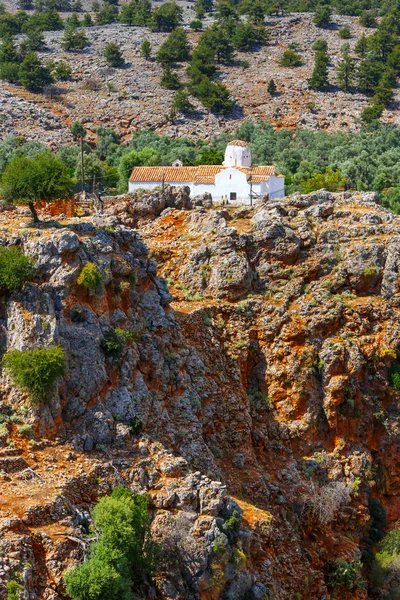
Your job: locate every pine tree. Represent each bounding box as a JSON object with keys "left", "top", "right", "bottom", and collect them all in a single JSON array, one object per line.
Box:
[
  {"left": 141, "top": 39, "right": 151, "bottom": 59},
  {"left": 103, "top": 42, "right": 124, "bottom": 67},
  {"left": 355, "top": 33, "right": 369, "bottom": 57},
  {"left": 308, "top": 50, "right": 329, "bottom": 90},
  {"left": 267, "top": 78, "right": 277, "bottom": 94},
  {"left": 172, "top": 90, "right": 194, "bottom": 113},
  {"left": 313, "top": 5, "right": 332, "bottom": 28},
  {"left": 18, "top": 51, "right": 52, "bottom": 91},
  {"left": 336, "top": 53, "right": 356, "bottom": 92},
  {"left": 156, "top": 27, "right": 190, "bottom": 64},
  {"left": 160, "top": 66, "right": 181, "bottom": 89}
]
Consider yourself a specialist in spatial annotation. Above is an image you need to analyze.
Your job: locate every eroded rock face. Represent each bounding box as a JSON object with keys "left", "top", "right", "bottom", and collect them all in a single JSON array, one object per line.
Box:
[{"left": 2, "top": 188, "right": 400, "bottom": 600}]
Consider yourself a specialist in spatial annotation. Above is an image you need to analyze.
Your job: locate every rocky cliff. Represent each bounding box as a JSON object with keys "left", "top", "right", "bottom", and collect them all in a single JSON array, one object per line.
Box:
[{"left": 1, "top": 188, "right": 400, "bottom": 600}]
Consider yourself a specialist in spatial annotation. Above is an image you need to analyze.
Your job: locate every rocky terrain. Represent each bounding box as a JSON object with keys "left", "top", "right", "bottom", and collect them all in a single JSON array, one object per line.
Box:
[
  {"left": 0, "top": 187, "right": 400, "bottom": 598},
  {"left": 0, "top": 9, "right": 394, "bottom": 146}
]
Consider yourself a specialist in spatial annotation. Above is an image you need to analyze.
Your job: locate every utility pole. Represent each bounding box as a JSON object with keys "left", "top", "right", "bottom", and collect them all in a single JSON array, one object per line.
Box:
[
  {"left": 250, "top": 179, "right": 253, "bottom": 207},
  {"left": 80, "top": 137, "right": 85, "bottom": 193}
]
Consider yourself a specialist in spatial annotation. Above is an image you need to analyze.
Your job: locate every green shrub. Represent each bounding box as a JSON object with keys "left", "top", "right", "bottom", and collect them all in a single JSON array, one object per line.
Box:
[
  {"left": 0, "top": 246, "right": 35, "bottom": 291},
  {"left": 17, "top": 423, "right": 34, "bottom": 438},
  {"left": 77, "top": 262, "right": 103, "bottom": 290},
  {"left": 328, "top": 558, "right": 365, "bottom": 590},
  {"left": 101, "top": 330, "right": 122, "bottom": 357},
  {"left": 3, "top": 345, "right": 65, "bottom": 403},
  {"left": 64, "top": 487, "right": 158, "bottom": 600},
  {"left": 279, "top": 49, "right": 303, "bottom": 67},
  {"left": 114, "top": 327, "right": 140, "bottom": 343},
  {"left": 339, "top": 26, "right": 351, "bottom": 39},
  {"left": 70, "top": 305, "right": 86, "bottom": 323},
  {"left": 390, "top": 363, "right": 400, "bottom": 390}
]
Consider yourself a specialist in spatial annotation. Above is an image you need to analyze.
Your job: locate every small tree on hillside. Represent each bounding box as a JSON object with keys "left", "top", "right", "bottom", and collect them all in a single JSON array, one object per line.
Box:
[
  {"left": 156, "top": 27, "right": 190, "bottom": 64},
  {"left": 150, "top": 2, "right": 182, "bottom": 32},
  {"left": 279, "top": 49, "right": 303, "bottom": 67},
  {"left": 18, "top": 51, "right": 52, "bottom": 91},
  {"left": 70, "top": 120, "right": 86, "bottom": 140},
  {"left": 103, "top": 42, "right": 124, "bottom": 67},
  {"left": 61, "top": 27, "right": 88, "bottom": 51},
  {"left": 267, "top": 78, "right": 277, "bottom": 94},
  {"left": 141, "top": 38, "right": 151, "bottom": 59},
  {"left": 313, "top": 5, "right": 332, "bottom": 28},
  {"left": 336, "top": 53, "right": 356, "bottom": 91},
  {"left": 308, "top": 50, "right": 329, "bottom": 90},
  {"left": 172, "top": 89, "right": 194, "bottom": 113},
  {"left": 355, "top": 34, "right": 369, "bottom": 57},
  {"left": 160, "top": 65, "right": 181, "bottom": 89},
  {"left": 1, "top": 152, "right": 73, "bottom": 222}
]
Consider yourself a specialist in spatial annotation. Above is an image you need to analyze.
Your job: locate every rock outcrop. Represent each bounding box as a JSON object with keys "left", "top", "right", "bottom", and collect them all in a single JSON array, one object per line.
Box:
[{"left": 1, "top": 188, "right": 400, "bottom": 599}]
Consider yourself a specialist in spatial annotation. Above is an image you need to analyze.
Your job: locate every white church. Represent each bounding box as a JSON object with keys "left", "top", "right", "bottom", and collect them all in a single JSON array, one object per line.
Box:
[{"left": 128, "top": 140, "right": 285, "bottom": 205}]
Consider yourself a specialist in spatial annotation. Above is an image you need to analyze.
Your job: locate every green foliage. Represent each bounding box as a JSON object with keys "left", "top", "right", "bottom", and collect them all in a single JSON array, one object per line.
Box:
[
  {"left": 95, "top": 3, "right": 118, "bottom": 25},
  {"left": 3, "top": 345, "right": 65, "bottom": 403},
  {"left": 359, "top": 10, "right": 377, "bottom": 28},
  {"left": 114, "top": 327, "right": 140, "bottom": 343},
  {"left": 77, "top": 262, "right": 103, "bottom": 290},
  {"left": 101, "top": 329, "right": 122, "bottom": 357},
  {"left": 1, "top": 152, "right": 73, "bottom": 217},
  {"left": 336, "top": 52, "right": 356, "bottom": 91},
  {"left": 312, "top": 39, "right": 328, "bottom": 52},
  {"left": 328, "top": 558, "right": 365, "bottom": 590},
  {"left": 279, "top": 48, "right": 303, "bottom": 67},
  {"left": 339, "top": 26, "right": 351, "bottom": 38},
  {"left": 82, "top": 13, "right": 93, "bottom": 26},
  {"left": 20, "top": 29, "right": 46, "bottom": 54},
  {"left": 190, "top": 76, "right": 234, "bottom": 114},
  {"left": 0, "top": 246, "right": 34, "bottom": 291},
  {"left": 390, "top": 363, "right": 400, "bottom": 390},
  {"left": 313, "top": 5, "right": 332, "bottom": 27},
  {"left": 119, "top": 0, "right": 151, "bottom": 26},
  {"left": 70, "top": 304, "right": 86, "bottom": 322},
  {"left": 141, "top": 38, "right": 151, "bottom": 59},
  {"left": 361, "top": 104, "right": 384, "bottom": 124},
  {"left": 308, "top": 49, "right": 329, "bottom": 90},
  {"left": 172, "top": 90, "right": 195, "bottom": 114},
  {"left": 156, "top": 27, "right": 190, "bottom": 64},
  {"left": 160, "top": 65, "right": 181, "bottom": 89},
  {"left": 190, "top": 19, "right": 202, "bottom": 30},
  {"left": 232, "top": 20, "right": 267, "bottom": 50},
  {"left": 70, "top": 120, "right": 86, "bottom": 140},
  {"left": 17, "top": 423, "right": 33, "bottom": 437},
  {"left": 51, "top": 60, "right": 72, "bottom": 81},
  {"left": 64, "top": 488, "right": 157, "bottom": 600},
  {"left": 267, "top": 78, "right": 277, "bottom": 94},
  {"left": 18, "top": 51, "right": 52, "bottom": 91},
  {"left": 103, "top": 42, "right": 124, "bottom": 67},
  {"left": 150, "top": 1, "right": 182, "bottom": 32},
  {"left": 62, "top": 26, "right": 88, "bottom": 51},
  {"left": 300, "top": 168, "right": 346, "bottom": 193}
]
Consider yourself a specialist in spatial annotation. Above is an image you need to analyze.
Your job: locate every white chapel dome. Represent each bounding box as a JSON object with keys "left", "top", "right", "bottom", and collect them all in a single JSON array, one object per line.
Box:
[{"left": 223, "top": 140, "right": 252, "bottom": 167}]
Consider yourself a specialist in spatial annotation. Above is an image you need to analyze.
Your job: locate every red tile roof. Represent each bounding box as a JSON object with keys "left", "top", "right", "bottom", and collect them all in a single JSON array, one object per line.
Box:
[
  {"left": 227, "top": 140, "right": 249, "bottom": 147},
  {"left": 129, "top": 165, "right": 277, "bottom": 184}
]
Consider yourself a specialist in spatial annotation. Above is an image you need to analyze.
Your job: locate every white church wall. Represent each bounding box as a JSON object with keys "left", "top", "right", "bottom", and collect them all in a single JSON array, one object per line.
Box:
[
  {"left": 269, "top": 176, "right": 286, "bottom": 199},
  {"left": 214, "top": 168, "right": 250, "bottom": 202}
]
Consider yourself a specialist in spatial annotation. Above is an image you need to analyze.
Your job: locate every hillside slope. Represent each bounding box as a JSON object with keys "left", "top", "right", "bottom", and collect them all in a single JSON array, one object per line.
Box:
[{"left": 0, "top": 10, "right": 397, "bottom": 145}]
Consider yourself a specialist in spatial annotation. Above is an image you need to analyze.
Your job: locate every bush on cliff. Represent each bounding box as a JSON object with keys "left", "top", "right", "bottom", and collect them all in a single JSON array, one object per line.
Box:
[
  {"left": 0, "top": 246, "right": 35, "bottom": 291},
  {"left": 3, "top": 345, "right": 65, "bottom": 403},
  {"left": 65, "top": 487, "right": 158, "bottom": 600},
  {"left": 77, "top": 262, "right": 103, "bottom": 291}
]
